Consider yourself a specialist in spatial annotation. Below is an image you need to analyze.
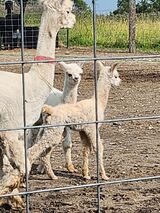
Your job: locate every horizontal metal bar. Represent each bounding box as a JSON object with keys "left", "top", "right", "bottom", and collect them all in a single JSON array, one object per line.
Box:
[
  {"left": 0, "top": 175, "right": 159, "bottom": 199},
  {"left": 1, "top": 54, "right": 160, "bottom": 66},
  {"left": 0, "top": 115, "right": 159, "bottom": 132}
]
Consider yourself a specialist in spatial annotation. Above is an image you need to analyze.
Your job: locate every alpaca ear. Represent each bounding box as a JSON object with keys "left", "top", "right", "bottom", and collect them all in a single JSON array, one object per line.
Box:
[
  {"left": 96, "top": 61, "right": 104, "bottom": 70},
  {"left": 60, "top": 0, "right": 65, "bottom": 5},
  {"left": 59, "top": 62, "right": 68, "bottom": 71},
  {"left": 39, "top": 0, "right": 60, "bottom": 11},
  {"left": 39, "top": 0, "right": 55, "bottom": 10},
  {"left": 60, "top": 0, "right": 73, "bottom": 7},
  {"left": 76, "top": 61, "right": 84, "bottom": 68},
  {"left": 111, "top": 63, "right": 119, "bottom": 71}
]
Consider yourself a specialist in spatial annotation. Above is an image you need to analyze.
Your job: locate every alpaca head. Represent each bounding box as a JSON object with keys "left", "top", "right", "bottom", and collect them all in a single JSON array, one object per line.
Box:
[
  {"left": 59, "top": 62, "right": 83, "bottom": 87},
  {"left": 40, "top": 0, "right": 76, "bottom": 29},
  {"left": 97, "top": 61, "right": 121, "bottom": 87}
]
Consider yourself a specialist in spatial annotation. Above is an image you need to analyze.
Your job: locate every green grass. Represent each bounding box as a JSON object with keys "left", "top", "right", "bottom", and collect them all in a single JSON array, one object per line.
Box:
[
  {"left": 59, "top": 14, "right": 160, "bottom": 52},
  {"left": 136, "top": 18, "right": 160, "bottom": 50},
  {"left": 25, "top": 12, "right": 41, "bottom": 27},
  {"left": 24, "top": 12, "right": 160, "bottom": 52}
]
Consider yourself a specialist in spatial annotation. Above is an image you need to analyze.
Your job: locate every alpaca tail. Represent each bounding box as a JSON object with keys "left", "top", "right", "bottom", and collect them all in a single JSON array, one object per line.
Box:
[
  {"left": 42, "top": 104, "right": 54, "bottom": 124},
  {"left": 42, "top": 104, "right": 53, "bottom": 114}
]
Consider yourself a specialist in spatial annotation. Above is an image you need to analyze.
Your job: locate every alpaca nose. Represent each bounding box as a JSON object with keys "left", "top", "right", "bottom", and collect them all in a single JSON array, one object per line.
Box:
[{"left": 74, "top": 77, "right": 79, "bottom": 81}]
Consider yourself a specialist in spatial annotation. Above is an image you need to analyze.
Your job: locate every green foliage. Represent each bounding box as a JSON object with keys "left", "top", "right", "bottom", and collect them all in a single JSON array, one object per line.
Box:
[
  {"left": 25, "top": 12, "right": 41, "bottom": 26},
  {"left": 113, "top": 0, "right": 129, "bottom": 14},
  {"left": 74, "top": 0, "right": 91, "bottom": 13},
  {"left": 137, "top": 0, "right": 153, "bottom": 13},
  {"left": 114, "top": 0, "right": 160, "bottom": 14}
]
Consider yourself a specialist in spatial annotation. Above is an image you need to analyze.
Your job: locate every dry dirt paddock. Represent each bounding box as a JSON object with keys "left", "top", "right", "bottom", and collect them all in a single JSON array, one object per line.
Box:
[{"left": 0, "top": 48, "right": 160, "bottom": 213}]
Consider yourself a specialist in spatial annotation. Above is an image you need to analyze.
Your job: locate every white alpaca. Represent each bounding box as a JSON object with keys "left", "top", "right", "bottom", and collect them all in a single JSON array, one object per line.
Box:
[
  {"left": 46, "top": 62, "right": 83, "bottom": 106},
  {"left": 28, "top": 62, "right": 121, "bottom": 180},
  {"left": 32, "top": 61, "right": 83, "bottom": 179},
  {"left": 0, "top": 0, "right": 75, "bottom": 199}
]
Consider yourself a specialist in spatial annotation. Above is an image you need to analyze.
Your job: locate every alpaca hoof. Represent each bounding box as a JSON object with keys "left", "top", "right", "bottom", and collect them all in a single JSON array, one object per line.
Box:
[
  {"left": 12, "top": 200, "right": 25, "bottom": 210},
  {"left": 20, "top": 182, "right": 26, "bottom": 188},
  {"left": 49, "top": 174, "right": 58, "bottom": 180},
  {"left": 11, "top": 196, "right": 25, "bottom": 210},
  {"left": 101, "top": 174, "right": 109, "bottom": 181},
  {"left": 9, "top": 189, "right": 25, "bottom": 209},
  {"left": 51, "top": 175, "right": 58, "bottom": 180},
  {"left": 66, "top": 164, "right": 77, "bottom": 173},
  {"left": 83, "top": 175, "right": 91, "bottom": 180},
  {"left": 0, "top": 199, "right": 8, "bottom": 207}
]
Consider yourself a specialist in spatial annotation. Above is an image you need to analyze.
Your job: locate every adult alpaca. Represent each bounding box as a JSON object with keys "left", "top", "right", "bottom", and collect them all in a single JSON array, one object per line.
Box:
[
  {"left": 0, "top": 0, "right": 75, "bottom": 197},
  {"left": 28, "top": 62, "right": 121, "bottom": 180}
]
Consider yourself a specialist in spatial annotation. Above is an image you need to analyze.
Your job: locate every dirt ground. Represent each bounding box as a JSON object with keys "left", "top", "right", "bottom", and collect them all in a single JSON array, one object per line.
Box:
[{"left": 0, "top": 48, "right": 160, "bottom": 213}]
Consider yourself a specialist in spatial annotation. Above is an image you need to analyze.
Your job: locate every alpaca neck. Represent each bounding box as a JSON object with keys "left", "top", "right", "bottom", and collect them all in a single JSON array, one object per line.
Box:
[
  {"left": 25, "top": 11, "right": 60, "bottom": 125},
  {"left": 62, "top": 84, "right": 78, "bottom": 104},
  {"left": 94, "top": 72, "right": 111, "bottom": 112},
  {"left": 36, "top": 11, "right": 58, "bottom": 58},
  {"left": 31, "top": 10, "right": 59, "bottom": 92}
]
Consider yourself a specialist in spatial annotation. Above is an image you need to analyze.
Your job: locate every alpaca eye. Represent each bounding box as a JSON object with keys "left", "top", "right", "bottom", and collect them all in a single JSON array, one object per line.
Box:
[
  {"left": 68, "top": 74, "right": 72, "bottom": 77},
  {"left": 67, "top": 11, "right": 70, "bottom": 14}
]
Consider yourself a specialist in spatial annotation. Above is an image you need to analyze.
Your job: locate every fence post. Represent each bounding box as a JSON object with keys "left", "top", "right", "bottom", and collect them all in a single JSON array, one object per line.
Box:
[{"left": 129, "top": 0, "right": 136, "bottom": 53}]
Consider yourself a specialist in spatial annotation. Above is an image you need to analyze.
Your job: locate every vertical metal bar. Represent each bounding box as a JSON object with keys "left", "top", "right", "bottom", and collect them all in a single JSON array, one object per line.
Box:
[
  {"left": 67, "top": 28, "right": 69, "bottom": 48},
  {"left": 92, "top": 0, "right": 101, "bottom": 212},
  {"left": 20, "top": 0, "right": 30, "bottom": 212}
]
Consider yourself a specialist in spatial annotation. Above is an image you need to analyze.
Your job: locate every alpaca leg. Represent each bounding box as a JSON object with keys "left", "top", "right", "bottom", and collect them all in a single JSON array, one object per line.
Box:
[
  {"left": 98, "top": 139, "right": 109, "bottom": 180},
  {"left": 0, "top": 133, "right": 30, "bottom": 199},
  {"left": 62, "top": 127, "right": 76, "bottom": 173},
  {"left": 0, "top": 185, "right": 24, "bottom": 210},
  {"left": 28, "top": 127, "right": 63, "bottom": 171},
  {"left": 10, "top": 188, "right": 24, "bottom": 209},
  {"left": 82, "top": 142, "right": 91, "bottom": 180},
  {"left": 0, "top": 136, "right": 19, "bottom": 176},
  {"left": 41, "top": 148, "right": 58, "bottom": 180},
  {"left": 82, "top": 127, "right": 108, "bottom": 180},
  {"left": 6, "top": 133, "right": 30, "bottom": 175},
  {"left": 79, "top": 131, "right": 91, "bottom": 180},
  {"left": 0, "top": 169, "right": 21, "bottom": 196},
  {"left": 3, "top": 154, "right": 13, "bottom": 174},
  {"left": 90, "top": 134, "right": 108, "bottom": 180},
  {"left": 1, "top": 132, "right": 30, "bottom": 175}
]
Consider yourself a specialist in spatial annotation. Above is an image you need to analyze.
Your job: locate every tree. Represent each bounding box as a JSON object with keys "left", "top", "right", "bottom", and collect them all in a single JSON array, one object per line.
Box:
[
  {"left": 74, "top": 0, "right": 91, "bottom": 13},
  {"left": 114, "top": 0, "right": 160, "bottom": 14},
  {"left": 113, "top": 0, "right": 129, "bottom": 14},
  {"left": 136, "top": 0, "right": 152, "bottom": 13},
  {"left": 150, "top": 0, "right": 160, "bottom": 11},
  {"left": 129, "top": 0, "right": 136, "bottom": 53}
]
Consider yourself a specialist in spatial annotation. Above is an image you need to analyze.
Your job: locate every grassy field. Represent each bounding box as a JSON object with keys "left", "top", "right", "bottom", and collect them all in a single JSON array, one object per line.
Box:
[
  {"left": 1, "top": 7, "right": 160, "bottom": 52},
  {"left": 58, "top": 13, "right": 160, "bottom": 52}
]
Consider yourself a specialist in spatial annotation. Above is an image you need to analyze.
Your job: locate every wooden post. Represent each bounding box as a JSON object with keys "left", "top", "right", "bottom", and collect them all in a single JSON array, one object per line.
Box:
[{"left": 129, "top": 0, "right": 136, "bottom": 53}]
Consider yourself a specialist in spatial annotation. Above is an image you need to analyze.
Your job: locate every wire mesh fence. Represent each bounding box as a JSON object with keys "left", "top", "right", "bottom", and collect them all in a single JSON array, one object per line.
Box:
[
  {"left": 0, "top": 0, "right": 42, "bottom": 50},
  {"left": 0, "top": 0, "right": 160, "bottom": 213}
]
